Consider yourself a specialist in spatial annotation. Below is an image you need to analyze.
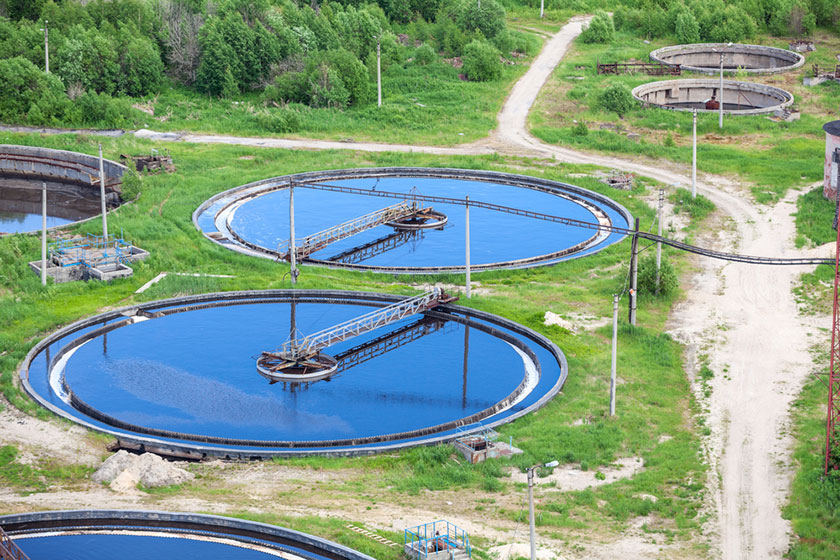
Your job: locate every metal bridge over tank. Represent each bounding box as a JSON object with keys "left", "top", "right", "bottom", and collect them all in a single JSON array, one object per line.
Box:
[
  {"left": 281, "top": 201, "right": 446, "bottom": 262},
  {"left": 257, "top": 288, "right": 456, "bottom": 382}
]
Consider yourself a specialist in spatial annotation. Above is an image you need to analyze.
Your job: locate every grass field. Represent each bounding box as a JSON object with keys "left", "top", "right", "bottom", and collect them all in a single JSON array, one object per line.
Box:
[
  {"left": 0, "top": 131, "right": 708, "bottom": 556},
  {"left": 529, "top": 29, "right": 840, "bottom": 203}
]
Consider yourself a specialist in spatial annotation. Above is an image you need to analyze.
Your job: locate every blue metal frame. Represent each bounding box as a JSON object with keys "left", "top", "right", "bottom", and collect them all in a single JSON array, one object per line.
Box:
[{"left": 404, "top": 520, "right": 470, "bottom": 559}]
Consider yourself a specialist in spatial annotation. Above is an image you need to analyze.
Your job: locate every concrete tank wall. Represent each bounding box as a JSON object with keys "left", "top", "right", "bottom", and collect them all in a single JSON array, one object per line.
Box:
[
  {"left": 631, "top": 79, "right": 794, "bottom": 115},
  {"left": 824, "top": 121, "right": 840, "bottom": 201},
  {"left": 650, "top": 43, "right": 805, "bottom": 75},
  {"left": 0, "top": 144, "right": 126, "bottom": 193}
]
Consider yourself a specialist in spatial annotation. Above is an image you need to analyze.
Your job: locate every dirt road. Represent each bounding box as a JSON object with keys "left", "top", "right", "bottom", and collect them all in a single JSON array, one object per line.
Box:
[{"left": 3, "top": 16, "right": 826, "bottom": 560}]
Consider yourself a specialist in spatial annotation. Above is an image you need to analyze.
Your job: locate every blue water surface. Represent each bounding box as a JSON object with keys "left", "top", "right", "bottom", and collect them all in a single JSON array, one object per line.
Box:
[
  {"left": 15, "top": 533, "right": 306, "bottom": 560},
  {"left": 227, "top": 177, "right": 624, "bottom": 267},
  {"left": 0, "top": 210, "right": 71, "bottom": 233},
  {"left": 59, "top": 302, "right": 526, "bottom": 443}
]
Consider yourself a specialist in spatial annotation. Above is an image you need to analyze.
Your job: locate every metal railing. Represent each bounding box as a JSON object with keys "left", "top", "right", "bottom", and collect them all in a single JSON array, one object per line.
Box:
[
  {"left": 282, "top": 288, "right": 448, "bottom": 360},
  {"left": 0, "top": 524, "right": 30, "bottom": 560},
  {"left": 404, "top": 520, "right": 470, "bottom": 559},
  {"left": 49, "top": 233, "right": 133, "bottom": 269},
  {"left": 283, "top": 202, "right": 419, "bottom": 260}
]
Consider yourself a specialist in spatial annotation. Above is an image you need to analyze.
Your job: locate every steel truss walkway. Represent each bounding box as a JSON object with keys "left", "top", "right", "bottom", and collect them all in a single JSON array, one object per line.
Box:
[
  {"left": 257, "top": 288, "right": 456, "bottom": 380},
  {"left": 295, "top": 181, "right": 833, "bottom": 266},
  {"left": 282, "top": 201, "right": 429, "bottom": 261}
]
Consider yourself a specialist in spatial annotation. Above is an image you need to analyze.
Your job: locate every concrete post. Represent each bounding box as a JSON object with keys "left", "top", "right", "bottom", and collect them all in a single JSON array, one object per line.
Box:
[
  {"left": 655, "top": 188, "right": 663, "bottom": 294},
  {"left": 465, "top": 196, "right": 471, "bottom": 298},
  {"left": 610, "top": 293, "right": 618, "bottom": 416},
  {"left": 692, "top": 109, "right": 697, "bottom": 199},
  {"left": 629, "top": 218, "right": 639, "bottom": 326},
  {"left": 539, "top": 0, "right": 544, "bottom": 18},
  {"left": 376, "top": 35, "right": 382, "bottom": 108},
  {"left": 41, "top": 182, "right": 47, "bottom": 286},
  {"left": 528, "top": 467, "right": 536, "bottom": 560},
  {"left": 462, "top": 325, "right": 469, "bottom": 409},
  {"left": 98, "top": 143, "right": 108, "bottom": 239},
  {"left": 289, "top": 180, "right": 297, "bottom": 285}
]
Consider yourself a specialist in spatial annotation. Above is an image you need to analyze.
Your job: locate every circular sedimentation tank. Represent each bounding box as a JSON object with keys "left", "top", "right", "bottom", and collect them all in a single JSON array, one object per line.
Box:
[
  {"left": 194, "top": 168, "right": 631, "bottom": 273},
  {"left": 22, "top": 290, "right": 568, "bottom": 458},
  {"left": 0, "top": 510, "right": 374, "bottom": 560},
  {"left": 0, "top": 145, "right": 126, "bottom": 234},
  {"left": 649, "top": 43, "right": 804, "bottom": 75},
  {"left": 631, "top": 79, "right": 793, "bottom": 114}
]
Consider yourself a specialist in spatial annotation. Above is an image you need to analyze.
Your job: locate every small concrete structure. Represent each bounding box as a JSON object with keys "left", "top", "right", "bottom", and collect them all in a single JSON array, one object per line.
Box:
[
  {"left": 824, "top": 120, "right": 840, "bottom": 201},
  {"left": 650, "top": 43, "right": 804, "bottom": 75},
  {"left": 28, "top": 234, "right": 148, "bottom": 283},
  {"left": 632, "top": 79, "right": 794, "bottom": 115}
]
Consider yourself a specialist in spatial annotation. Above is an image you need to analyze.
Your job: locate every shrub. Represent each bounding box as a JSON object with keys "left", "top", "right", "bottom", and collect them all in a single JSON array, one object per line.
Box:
[
  {"left": 413, "top": 43, "right": 437, "bottom": 65},
  {"left": 638, "top": 254, "right": 678, "bottom": 296},
  {"left": 462, "top": 39, "right": 501, "bottom": 81},
  {"left": 0, "top": 56, "right": 70, "bottom": 124},
  {"left": 255, "top": 108, "right": 301, "bottom": 133},
  {"left": 308, "top": 63, "right": 349, "bottom": 108},
  {"left": 572, "top": 121, "right": 588, "bottom": 136},
  {"left": 323, "top": 49, "right": 373, "bottom": 106},
  {"left": 580, "top": 11, "right": 614, "bottom": 43},
  {"left": 598, "top": 84, "right": 635, "bottom": 116}
]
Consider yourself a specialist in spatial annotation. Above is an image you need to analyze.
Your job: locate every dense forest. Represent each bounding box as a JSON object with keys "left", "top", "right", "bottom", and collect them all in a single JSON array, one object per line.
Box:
[{"left": 0, "top": 0, "right": 836, "bottom": 130}]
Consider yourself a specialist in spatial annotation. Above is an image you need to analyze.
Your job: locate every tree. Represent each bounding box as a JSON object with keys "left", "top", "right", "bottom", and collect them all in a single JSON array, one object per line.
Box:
[
  {"left": 0, "top": 56, "right": 69, "bottom": 124},
  {"left": 580, "top": 11, "right": 614, "bottom": 43},
  {"left": 462, "top": 39, "right": 501, "bottom": 81},
  {"left": 675, "top": 12, "right": 700, "bottom": 44},
  {"left": 456, "top": 0, "right": 506, "bottom": 39},
  {"left": 196, "top": 20, "right": 239, "bottom": 96},
  {"left": 117, "top": 34, "right": 165, "bottom": 97}
]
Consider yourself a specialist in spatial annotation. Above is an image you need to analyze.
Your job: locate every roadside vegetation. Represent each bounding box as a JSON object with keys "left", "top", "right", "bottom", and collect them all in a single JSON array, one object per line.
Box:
[{"left": 0, "top": 132, "right": 707, "bottom": 555}]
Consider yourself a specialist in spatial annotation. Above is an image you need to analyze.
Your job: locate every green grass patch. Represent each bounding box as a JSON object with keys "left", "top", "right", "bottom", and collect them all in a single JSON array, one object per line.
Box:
[{"left": 795, "top": 186, "right": 837, "bottom": 248}]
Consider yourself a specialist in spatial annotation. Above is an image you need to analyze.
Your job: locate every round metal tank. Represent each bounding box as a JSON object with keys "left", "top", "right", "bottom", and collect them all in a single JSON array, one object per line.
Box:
[
  {"left": 650, "top": 43, "right": 805, "bottom": 75},
  {"left": 824, "top": 121, "right": 840, "bottom": 201}
]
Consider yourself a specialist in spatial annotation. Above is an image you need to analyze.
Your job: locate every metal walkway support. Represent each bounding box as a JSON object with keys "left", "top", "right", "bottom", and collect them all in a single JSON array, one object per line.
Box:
[
  {"left": 282, "top": 201, "right": 428, "bottom": 261},
  {"left": 285, "top": 288, "right": 454, "bottom": 360},
  {"left": 257, "top": 288, "right": 456, "bottom": 380},
  {"left": 0, "top": 524, "right": 30, "bottom": 560}
]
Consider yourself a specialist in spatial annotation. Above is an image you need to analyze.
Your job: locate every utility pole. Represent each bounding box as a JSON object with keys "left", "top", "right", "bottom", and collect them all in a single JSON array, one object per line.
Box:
[
  {"left": 539, "top": 0, "right": 544, "bottom": 18},
  {"left": 655, "top": 188, "right": 663, "bottom": 294},
  {"left": 719, "top": 53, "right": 724, "bottom": 129},
  {"left": 692, "top": 109, "right": 698, "bottom": 199},
  {"left": 41, "top": 20, "right": 49, "bottom": 73},
  {"left": 376, "top": 34, "right": 382, "bottom": 108},
  {"left": 465, "top": 196, "right": 471, "bottom": 298},
  {"left": 610, "top": 293, "right": 618, "bottom": 416},
  {"left": 41, "top": 182, "right": 47, "bottom": 286},
  {"left": 98, "top": 144, "right": 108, "bottom": 239},
  {"left": 289, "top": 180, "right": 298, "bottom": 285},
  {"left": 528, "top": 468, "right": 537, "bottom": 560},
  {"left": 628, "top": 217, "right": 639, "bottom": 325}
]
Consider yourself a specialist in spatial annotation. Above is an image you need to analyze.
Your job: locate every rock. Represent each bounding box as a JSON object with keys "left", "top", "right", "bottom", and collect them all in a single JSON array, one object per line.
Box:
[
  {"left": 92, "top": 449, "right": 135, "bottom": 484},
  {"left": 110, "top": 469, "right": 140, "bottom": 493},
  {"left": 133, "top": 453, "right": 194, "bottom": 487},
  {"left": 639, "top": 493, "right": 658, "bottom": 503},
  {"left": 626, "top": 132, "right": 641, "bottom": 142},
  {"left": 93, "top": 450, "right": 194, "bottom": 490}
]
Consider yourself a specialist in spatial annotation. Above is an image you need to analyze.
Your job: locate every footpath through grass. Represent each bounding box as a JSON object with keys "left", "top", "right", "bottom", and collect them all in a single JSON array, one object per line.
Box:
[
  {"left": 0, "top": 131, "right": 705, "bottom": 554},
  {"left": 530, "top": 29, "right": 840, "bottom": 203}
]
